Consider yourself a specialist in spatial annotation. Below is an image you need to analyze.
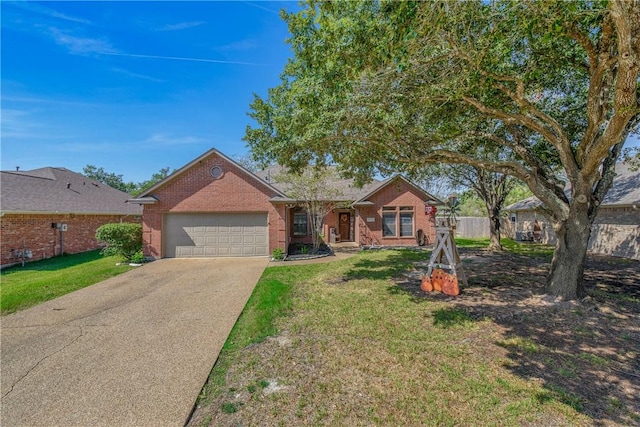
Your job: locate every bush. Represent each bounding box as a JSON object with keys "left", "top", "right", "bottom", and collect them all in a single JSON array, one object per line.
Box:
[
  {"left": 129, "top": 250, "right": 146, "bottom": 264},
  {"left": 271, "top": 248, "right": 284, "bottom": 260},
  {"left": 96, "top": 223, "right": 142, "bottom": 262}
]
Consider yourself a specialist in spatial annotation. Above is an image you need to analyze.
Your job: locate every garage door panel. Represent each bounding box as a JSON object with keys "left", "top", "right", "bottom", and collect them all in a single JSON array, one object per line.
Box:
[
  {"left": 204, "top": 247, "right": 219, "bottom": 256},
  {"left": 164, "top": 213, "right": 268, "bottom": 258}
]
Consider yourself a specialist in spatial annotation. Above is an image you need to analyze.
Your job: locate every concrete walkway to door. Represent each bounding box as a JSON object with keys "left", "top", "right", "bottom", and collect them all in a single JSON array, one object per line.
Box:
[{"left": 1, "top": 257, "right": 268, "bottom": 427}]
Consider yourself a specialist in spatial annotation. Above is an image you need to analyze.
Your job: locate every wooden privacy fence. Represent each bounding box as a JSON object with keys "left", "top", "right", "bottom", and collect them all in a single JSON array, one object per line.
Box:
[
  {"left": 453, "top": 217, "right": 514, "bottom": 239},
  {"left": 454, "top": 217, "right": 490, "bottom": 238}
]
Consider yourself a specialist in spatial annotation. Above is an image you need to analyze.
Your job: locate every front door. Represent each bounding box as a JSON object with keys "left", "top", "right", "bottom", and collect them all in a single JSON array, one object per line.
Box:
[{"left": 338, "top": 212, "right": 351, "bottom": 241}]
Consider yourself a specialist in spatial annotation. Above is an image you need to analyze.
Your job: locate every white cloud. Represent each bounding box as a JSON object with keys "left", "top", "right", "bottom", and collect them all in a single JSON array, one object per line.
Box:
[
  {"left": 48, "top": 27, "right": 115, "bottom": 55},
  {"left": 157, "top": 21, "right": 205, "bottom": 31},
  {"left": 11, "top": 2, "right": 93, "bottom": 25},
  {"left": 100, "top": 51, "right": 270, "bottom": 67},
  {"left": 242, "top": 2, "right": 282, "bottom": 15},
  {"left": 110, "top": 67, "right": 165, "bottom": 83},
  {"left": 0, "top": 108, "right": 80, "bottom": 141}
]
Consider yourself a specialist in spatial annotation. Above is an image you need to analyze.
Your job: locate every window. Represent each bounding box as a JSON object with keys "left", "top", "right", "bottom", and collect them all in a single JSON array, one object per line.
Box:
[
  {"left": 399, "top": 206, "right": 414, "bottom": 237},
  {"left": 382, "top": 207, "right": 396, "bottom": 237},
  {"left": 382, "top": 206, "right": 414, "bottom": 238},
  {"left": 293, "top": 212, "right": 308, "bottom": 236}
]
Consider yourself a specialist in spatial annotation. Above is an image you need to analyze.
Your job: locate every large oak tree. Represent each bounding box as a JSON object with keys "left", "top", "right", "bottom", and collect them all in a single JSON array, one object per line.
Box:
[{"left": 245, "top": 0, "right": 640, "bottom": 300}]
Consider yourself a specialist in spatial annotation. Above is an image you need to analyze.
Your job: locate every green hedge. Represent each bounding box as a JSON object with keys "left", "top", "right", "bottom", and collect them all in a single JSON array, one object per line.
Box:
[{"left": 95, "top": 223, "right": 142, "bottom": 262}]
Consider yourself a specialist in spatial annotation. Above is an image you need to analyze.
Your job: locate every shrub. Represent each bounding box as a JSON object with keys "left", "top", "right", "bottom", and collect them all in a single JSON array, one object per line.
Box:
[
  {"left": 271, "top": 248, "right": 284, "bottom": 260},
  {"left": 129, "top": 250, "right": 146, "bottom": 264},
  {"left": 96, "top": 223, "right": 142, "bottom": 262}
]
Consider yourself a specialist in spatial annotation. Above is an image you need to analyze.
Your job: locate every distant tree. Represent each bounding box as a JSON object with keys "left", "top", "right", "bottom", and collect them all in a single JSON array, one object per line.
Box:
[
  {"left": 233, "top": 154, "right": 264, "bottom": 173},
  {"left": 83, "top": 165, "right": 137, "bottom": 194},
  {"left": 413, "top": 159, "right": 519, "bottom": 251},
  {"left": 275, "top": 167, "right": 348, "bottom": 252},
  {"left": 136, "top": 167, "right": 172, "bottom": 195},
  {"left": 83, "top": 165, "right": 173, "bottom": 195}
]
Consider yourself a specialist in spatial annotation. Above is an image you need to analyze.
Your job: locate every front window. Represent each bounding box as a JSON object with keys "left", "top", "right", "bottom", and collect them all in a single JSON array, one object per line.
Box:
[
  {"left": 382, "top": 206, "right": 414, "bottom": 238},
  {"left": 382, "top": 206, "right": 397, "bottom": 237},
  {"left": 399, "top": 206, "right": 414, "bottom": 237},
  {"left": 293, "top": 212, "right": 308, "bottom": 236}
]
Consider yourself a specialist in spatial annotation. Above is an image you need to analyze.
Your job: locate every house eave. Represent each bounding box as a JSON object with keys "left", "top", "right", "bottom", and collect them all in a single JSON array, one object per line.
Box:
[
  {"left": 0, "top": 210, "right": 140, "bottom": 216},
  {"left": 269, "top": 197, "right": 298, "bottom": 204},
  {"left": 126, "top": 196, "right": 159, "bottom": 205},
  {"left": 352, "top": 200, "right": 374, "bottom": 207}
]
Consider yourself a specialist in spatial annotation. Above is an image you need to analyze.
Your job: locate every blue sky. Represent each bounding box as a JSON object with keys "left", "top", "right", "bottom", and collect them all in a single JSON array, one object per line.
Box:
[
  {"left": 2, "top": 2, "right": 638, "bottom": 184},
  {"left": 2, "top": 1, "right": 297, "bottom": 182}
]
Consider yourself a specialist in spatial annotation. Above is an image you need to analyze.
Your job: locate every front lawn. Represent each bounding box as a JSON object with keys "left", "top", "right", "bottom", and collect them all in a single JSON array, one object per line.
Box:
[
  {"left": 189, "top": 241, "right": 639, "bottom": 426},
  {"left": 1, "top": 250, "right": 134, "bottom": 315}
]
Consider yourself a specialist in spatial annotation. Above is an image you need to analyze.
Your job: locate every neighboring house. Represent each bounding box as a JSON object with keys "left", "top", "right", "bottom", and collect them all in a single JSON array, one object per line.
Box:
[
  {"left": 128, "top": 148, "right": 442, "bottom": 259},
  {"left": 1, "top": 167, "right": 142, "bottom": 268},
  {"left": 505, "top": 162, "right": 640, "bottom": 260}
]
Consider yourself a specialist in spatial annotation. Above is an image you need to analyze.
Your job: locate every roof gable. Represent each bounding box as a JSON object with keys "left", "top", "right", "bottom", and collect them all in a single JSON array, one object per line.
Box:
[
  {"left": 137, "top": 148, "right": 286, "bottom": 198},
  {"left": 354, "top": 175, "right": 443, "bottom": 205},
  {"left": 0, "top": 167, "right": 142, "bottom": 215},
  {"left": 256, "top": 165, "right": 443, "bottom": 205}
]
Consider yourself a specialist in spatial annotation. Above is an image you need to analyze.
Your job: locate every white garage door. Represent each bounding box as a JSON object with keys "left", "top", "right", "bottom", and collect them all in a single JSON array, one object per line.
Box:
[{"left": 164, "top": 213, "right": 268, "bottom": 258}]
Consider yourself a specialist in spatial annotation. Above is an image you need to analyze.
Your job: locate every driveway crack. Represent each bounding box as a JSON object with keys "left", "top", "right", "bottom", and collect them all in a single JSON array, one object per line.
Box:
[{"left": 2, "top": 326, "right": 85, "bottom": 400}]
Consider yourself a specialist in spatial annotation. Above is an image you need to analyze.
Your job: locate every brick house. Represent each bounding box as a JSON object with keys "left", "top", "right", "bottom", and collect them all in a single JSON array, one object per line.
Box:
[
  {"left": 1, "top": 167, "right": 142, "bottom": 268},
  {"left": 505, "top": 162, "right": 640, "bottom": 260},
  {"left": 129, "top": 148, "right": 442, "bottom": 259}
]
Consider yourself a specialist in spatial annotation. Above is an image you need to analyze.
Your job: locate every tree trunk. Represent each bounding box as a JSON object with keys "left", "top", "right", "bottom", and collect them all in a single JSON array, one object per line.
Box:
[
  {"left": 487, "top": 205, "right": 503, "bottom": 251},
  {"left": 546, "top": 208, "right": 593, "bottom": 300}
]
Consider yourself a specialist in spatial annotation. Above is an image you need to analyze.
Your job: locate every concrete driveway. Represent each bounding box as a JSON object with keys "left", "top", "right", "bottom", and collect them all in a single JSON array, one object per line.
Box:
[{"left": 1, "top": 257, "right": 269, "bottom": 427}]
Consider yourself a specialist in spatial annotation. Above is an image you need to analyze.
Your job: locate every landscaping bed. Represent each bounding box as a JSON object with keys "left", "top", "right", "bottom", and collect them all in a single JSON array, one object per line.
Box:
[
  {"left": 189, "top": 242, "right": 639, "bottom": 426},
  {"left": 284, "top": 242, "right": 333, "bottom": 261}
]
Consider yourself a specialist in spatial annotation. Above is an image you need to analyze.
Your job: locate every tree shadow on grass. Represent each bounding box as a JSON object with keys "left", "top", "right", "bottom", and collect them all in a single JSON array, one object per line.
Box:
[
  {"left": 390, "top": 247, "right": 640, "bottom": 425},
  {"left": 343, "top": 248, "right": 430, "bottom": 282}
]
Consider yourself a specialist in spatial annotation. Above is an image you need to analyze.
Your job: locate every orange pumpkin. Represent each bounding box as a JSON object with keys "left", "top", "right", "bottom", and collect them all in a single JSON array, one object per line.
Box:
[
  {"left": 442, "top": 272, "right": 460, "bottom": 296},
  {"left": 421, "top": 275, "right": 433, "bottom": 292},
  {"left": 431, "top": 269, "right": 445, "bottom": 292}
]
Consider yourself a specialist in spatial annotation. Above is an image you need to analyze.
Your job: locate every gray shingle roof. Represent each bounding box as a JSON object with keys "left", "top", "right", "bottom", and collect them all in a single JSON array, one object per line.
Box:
[
  {"left": 257, "top": 165, "right": 442, "bottom": 204},
  {"left": 1, "top": 167, "right": 142, "bottom": 215},
  {"left": 506, "top": 162, "right": 640, "bottom": 211}
]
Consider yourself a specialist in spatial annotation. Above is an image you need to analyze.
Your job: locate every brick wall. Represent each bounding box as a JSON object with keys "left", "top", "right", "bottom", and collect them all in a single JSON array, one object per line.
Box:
[
  {"left": 141, "top": 153, "right": 286, "bottom": 258},
  {"left": 1, "top": 213, "right": 140, "bottom": 268},
  {"left": 357, "top": 179, "right": 436, "bottom": 247}
]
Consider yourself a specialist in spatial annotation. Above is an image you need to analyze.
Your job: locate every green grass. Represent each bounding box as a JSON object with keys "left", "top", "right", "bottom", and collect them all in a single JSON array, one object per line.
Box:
[
  {"left": 1, "top": 250, "right": 133, "bottom": 315},
  {"left": 191, "top": 249, "right": 591, "bottom": 426},
  {"left": 456, "top": 237, "right": 554, "bottom": 257},
  {"left": 196, "top": 264, "right": 309, "bottom": 404}
]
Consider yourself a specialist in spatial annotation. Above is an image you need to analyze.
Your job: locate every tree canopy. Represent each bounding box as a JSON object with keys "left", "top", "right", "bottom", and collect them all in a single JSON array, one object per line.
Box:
[
  {"left": 245, "top": 0, "right": 640, "bottom": 300},
  {"left": 83, "top": 165, "right": 172, "bottom": 196}
]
